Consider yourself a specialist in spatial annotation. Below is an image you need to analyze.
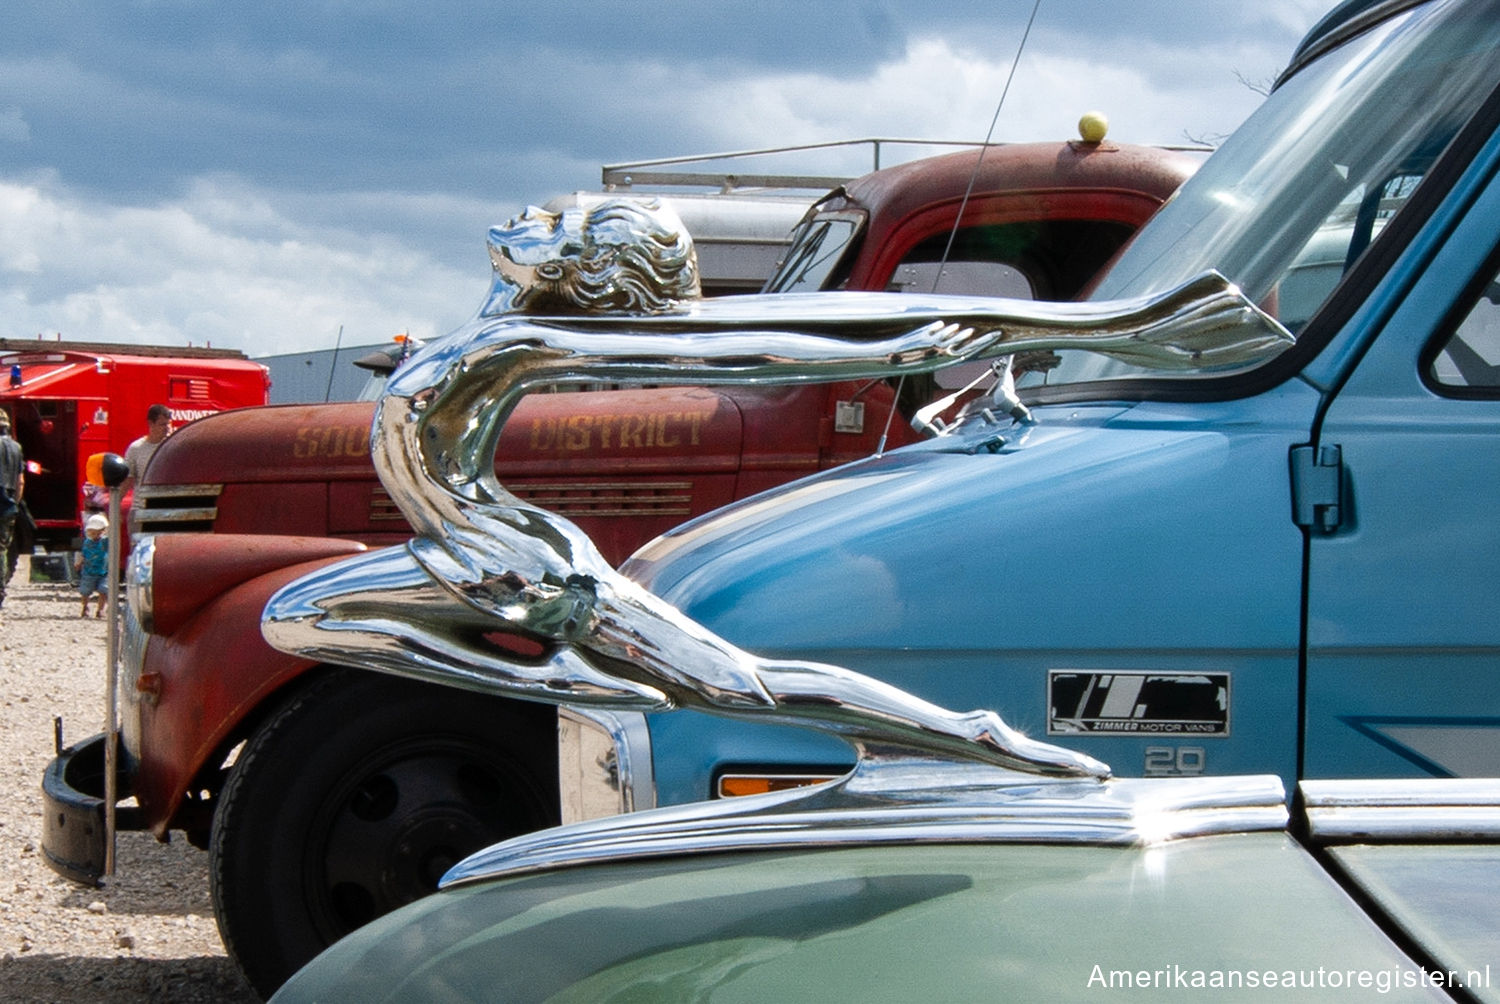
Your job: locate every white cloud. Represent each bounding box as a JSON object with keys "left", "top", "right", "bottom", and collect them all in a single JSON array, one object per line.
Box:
[
  {"left": 0, "top": 174, "right": 483, "bottom": 356},
  {"left": 0, "top": 3, "right": 1327, "bottom": 364},
  {"left": 657, "top": 32, "right": 1282, "bottom": 171}
]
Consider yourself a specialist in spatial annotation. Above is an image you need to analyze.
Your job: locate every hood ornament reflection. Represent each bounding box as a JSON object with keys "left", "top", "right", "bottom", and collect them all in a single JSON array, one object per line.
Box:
[{"left": 264, "top": 198, "right": 1293, "bottom": 781}]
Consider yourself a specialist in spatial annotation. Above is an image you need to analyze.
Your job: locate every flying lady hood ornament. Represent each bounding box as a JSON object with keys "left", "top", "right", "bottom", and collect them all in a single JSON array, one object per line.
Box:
[{"left": 263, "top": 197, "right": 1294, "bottom": 781}]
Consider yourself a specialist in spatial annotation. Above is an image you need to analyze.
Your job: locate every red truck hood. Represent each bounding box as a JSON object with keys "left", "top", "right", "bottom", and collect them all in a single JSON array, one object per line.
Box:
[{"left": 144, "top": 387, "right": 750, "bottom": 487}]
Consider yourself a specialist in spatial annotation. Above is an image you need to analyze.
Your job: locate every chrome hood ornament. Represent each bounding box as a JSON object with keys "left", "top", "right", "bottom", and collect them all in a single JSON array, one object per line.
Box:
[{"left": 264, "top": 198, "right": 1293, "bottom": 782}]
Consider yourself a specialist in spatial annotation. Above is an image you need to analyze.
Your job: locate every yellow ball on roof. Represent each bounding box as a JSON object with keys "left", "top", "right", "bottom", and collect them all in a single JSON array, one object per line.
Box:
[{"left": 1078, "top": 111, "right": 1109, "bottom": 144}]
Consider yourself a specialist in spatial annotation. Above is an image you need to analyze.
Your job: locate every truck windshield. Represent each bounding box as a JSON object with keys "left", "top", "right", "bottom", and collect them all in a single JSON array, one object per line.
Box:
[
  {"left": 763, "top": 211, "right": 863, "bottom": 293},
  {"left": 1028, "top": 0, "right": 1500, "bottom": 391},
  {"left": 355, "top": 372, "right": 388, "bottom": 402}
]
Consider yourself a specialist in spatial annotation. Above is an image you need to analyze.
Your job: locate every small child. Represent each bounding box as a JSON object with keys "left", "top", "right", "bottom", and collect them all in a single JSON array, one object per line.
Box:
[{"left": 76, "top": 513, "right": 109, "bottom": 618}]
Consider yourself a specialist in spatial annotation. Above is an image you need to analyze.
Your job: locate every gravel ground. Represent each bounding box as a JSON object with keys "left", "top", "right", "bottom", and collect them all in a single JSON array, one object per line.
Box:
[{"left": 0, "top": 561, "right": 259, "bottom": 1003}]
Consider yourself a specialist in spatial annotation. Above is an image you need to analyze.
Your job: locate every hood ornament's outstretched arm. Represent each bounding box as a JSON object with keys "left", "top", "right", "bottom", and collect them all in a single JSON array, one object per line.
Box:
[{"left": 265, "top": 198, "right": 1293, "bottom": 781}]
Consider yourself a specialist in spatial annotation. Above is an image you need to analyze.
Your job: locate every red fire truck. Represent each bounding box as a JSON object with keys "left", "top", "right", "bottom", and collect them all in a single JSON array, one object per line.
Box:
[
  {"left": 0, "top": 340, "right": 270, "bottom": 552},
  {"left": 43, "top": 135, "right": 1201, "bottom": 997}
]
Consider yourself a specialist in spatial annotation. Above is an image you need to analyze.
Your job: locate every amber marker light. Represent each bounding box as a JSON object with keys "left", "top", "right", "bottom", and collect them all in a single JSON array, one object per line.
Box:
[{"left": 716, "top": 773, "right": 843, "bottom": 798}]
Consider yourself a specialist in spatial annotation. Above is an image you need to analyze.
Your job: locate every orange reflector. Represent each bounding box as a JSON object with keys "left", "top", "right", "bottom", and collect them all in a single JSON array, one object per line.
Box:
[
  {"left": 135, "top": 673, "right": 163, "bottom": 705},
  {"left": 717, "top": 774, "right": 841, "bottom": 798}
]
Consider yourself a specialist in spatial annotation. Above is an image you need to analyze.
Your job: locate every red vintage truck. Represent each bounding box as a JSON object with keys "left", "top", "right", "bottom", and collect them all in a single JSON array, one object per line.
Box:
[
  {"left": 42, "top": 134, "right": 1201, "bottom": 997},
  {"left": 0, "top": 339, "right": 270, "bottom": 552}
]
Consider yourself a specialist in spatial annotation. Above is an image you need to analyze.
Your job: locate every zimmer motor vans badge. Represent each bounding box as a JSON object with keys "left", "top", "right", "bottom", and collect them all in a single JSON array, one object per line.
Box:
[{"left": 1048, "top": 671, "right": 1230, "bottom": 736}]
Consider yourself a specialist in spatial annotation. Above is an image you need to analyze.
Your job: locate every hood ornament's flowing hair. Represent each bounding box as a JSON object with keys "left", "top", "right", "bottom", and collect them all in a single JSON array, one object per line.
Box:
[
  {"left": 265, "top": 197, "right": 1292, "bottom": 781},
  {"left": 481, "top": 199, "right": 699, "bottom": 317}
]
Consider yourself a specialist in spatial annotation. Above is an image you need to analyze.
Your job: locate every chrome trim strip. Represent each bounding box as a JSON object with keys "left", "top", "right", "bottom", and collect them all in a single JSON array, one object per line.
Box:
[
  {"left": 558, "top": 707, "right": 655, "bottom": 824},
  {"left": 442, "top": 761, "right": 1287, "bottom": 888},
  {"left": 133, "top": 506, "right": 219, "bottom": 525},
  {"left": 124, "top": 536, "right": 155, "bottom": 637},
  {"left": 134, "top": 483, "right": 224, "bottom": 498},
  {"left": 1301, "top": 778, "right": 1500, "bottom": 840},
  {"left": 118, "top": 538, "right": 154, "bottom": 762}
]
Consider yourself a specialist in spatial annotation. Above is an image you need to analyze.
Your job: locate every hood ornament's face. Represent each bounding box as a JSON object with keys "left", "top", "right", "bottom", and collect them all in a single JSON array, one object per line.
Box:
[
  {"left": 263, "top": 197, "right": 1294, "bottom": 785},
  {"left": 481, "top": 199, "right": 700, "bottom": 317}
]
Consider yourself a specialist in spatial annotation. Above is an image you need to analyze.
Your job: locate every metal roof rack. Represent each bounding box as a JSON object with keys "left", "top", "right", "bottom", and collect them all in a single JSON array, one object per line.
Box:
[
  {"left": 602, "top": 138, "right": 991, "bottom": 193},
  {"left": 0, "top": 337, "right": 249, "bottom": 361}
]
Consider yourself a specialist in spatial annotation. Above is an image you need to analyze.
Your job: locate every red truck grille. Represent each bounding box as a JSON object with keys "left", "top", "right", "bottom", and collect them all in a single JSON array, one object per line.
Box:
[
  {"left": 131, "top": 483, "right": 222, "bottom": 534},
  {"left": 369, "top": 489, "right": 406, "bottom": 522},
  {"left": 509, "top": 480, "right": 693, "bottom": 518},
  {"left": 132, "top": 480, "right": 697, "bottom": 538}
]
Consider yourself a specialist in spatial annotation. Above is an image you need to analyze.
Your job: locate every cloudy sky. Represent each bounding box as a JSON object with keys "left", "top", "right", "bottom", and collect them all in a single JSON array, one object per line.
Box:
[{"left": 1, "top": 1, "right": 1331, "bottom": 359}]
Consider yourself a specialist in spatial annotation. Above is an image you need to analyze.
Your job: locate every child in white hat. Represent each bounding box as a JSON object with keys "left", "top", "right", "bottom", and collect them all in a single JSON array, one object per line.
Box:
[{"left": 76, "top": 513, "right": 109, "bottom": 618}]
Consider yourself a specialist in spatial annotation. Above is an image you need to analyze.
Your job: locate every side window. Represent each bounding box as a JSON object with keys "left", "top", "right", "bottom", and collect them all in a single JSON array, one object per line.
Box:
[
  {"left": 1428, "top": 271, "right": 1500, "bottom": 389},
  {"left": 885, "top": 224, "right": 1041, "bottom": 299},
  {"left": 1277, "top": 174, "right": 1423, "bottom": 335},
  {"left": 887, "top": 259, "right": 1032, "bottom": 298},
  {"left": 884, "top": 219, "right": 1136, "bottom": 301}
]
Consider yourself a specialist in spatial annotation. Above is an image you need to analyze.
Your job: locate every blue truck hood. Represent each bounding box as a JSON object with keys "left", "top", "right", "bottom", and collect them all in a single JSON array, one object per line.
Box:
[{"left": 621, "top": 395, "right": 1309, "bottom": 658}]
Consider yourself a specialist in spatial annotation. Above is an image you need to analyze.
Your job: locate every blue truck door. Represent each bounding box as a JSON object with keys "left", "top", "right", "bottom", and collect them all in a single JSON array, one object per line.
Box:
[{"left": 1302, "top": 172, "right": 1500, "bottom": 779}]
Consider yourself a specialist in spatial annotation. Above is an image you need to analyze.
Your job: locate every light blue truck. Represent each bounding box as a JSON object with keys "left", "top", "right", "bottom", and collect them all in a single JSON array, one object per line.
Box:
[
  {"left": 554, "top": 0, "right": 1500, "bottom": 815},
  {"left": 265, "top": 0, "right": 1500, "bottom": 980},
  {"left": 247, "top": 2, "right": 1500, "bottom": 997}
]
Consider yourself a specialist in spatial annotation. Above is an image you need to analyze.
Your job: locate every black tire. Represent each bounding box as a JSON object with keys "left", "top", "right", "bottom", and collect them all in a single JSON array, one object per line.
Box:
[{"left": 209, "top": 667, "right": 558, "bottom": 999}]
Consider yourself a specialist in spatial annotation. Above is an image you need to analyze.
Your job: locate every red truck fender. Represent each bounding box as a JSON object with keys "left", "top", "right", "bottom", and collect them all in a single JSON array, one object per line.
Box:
[
  {"left": 133, "top": 535, "right": 559, "bottom": 997},
  {"left": 129, "top": 534, "right": 367, "bottom": 838}
]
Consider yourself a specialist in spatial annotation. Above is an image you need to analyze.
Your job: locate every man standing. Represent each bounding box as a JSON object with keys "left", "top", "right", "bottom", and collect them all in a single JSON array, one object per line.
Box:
[
  {"left": 124, "top": 403, "right": 172, "bottom": 492},
  {"left": 0, "top": 409, "right": 24, "bottom": 610}
]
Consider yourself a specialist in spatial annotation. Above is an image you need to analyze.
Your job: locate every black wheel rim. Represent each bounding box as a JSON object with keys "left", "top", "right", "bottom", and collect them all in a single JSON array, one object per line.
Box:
[{"left": 302, "top": 736, "right": 542, "bottom": 939}]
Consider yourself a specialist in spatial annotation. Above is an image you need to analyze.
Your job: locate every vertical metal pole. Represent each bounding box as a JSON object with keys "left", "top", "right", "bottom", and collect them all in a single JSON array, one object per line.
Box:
[
  {"left": 323, "top": 324, "right": 345, "bottom": 403},
  {"left": 102, "top": 468, "right": 124, "bottom": 878}
]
